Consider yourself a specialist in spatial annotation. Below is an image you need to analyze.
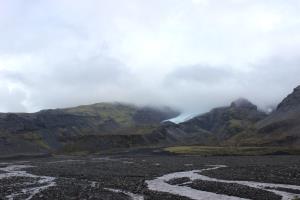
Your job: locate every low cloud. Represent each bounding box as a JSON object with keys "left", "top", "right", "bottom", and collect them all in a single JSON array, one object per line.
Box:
[
  {"left": 0, "top": 86, "right": 27, "bottom": 112},
  {"left": 1, "top": 0, "right": 300, "bottom": 115},
  {"left": 165, "top": 65, "right": 234, "bottom": 85},
  {"left": 161, "top": 57, "right": 300, "bottom": 113}
]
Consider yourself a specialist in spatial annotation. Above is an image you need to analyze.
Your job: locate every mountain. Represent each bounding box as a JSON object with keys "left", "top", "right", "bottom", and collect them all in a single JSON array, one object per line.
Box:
[
  {"left": 62, "top": 120, "right": 216, "bottom": 153},
  {"left": 0, "top": 103, "right": 179, "bottom": 156},
  {"left": 144, "top": 98, "right": 268, "bottom": 147},
  {"left": 177, "top": 98, "right": 267, "bottom": 142},
  {"left": 2, "top": 86, "right": 300, "bottom": 156},
  {"left": 256, "top": 86, "right": 300, "bottom": 146}
]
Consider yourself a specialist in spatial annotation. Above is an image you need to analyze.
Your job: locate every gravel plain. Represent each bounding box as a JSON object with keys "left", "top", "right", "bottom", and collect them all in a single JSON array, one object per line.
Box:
[{"left": 0, "top": 154, "right": 300, "bottom": 200}]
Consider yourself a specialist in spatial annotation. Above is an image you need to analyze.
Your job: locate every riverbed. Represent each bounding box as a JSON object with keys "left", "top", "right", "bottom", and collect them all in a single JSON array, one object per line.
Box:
[{"left": 0, "top": 155, "right": 300, "bottom": 200}]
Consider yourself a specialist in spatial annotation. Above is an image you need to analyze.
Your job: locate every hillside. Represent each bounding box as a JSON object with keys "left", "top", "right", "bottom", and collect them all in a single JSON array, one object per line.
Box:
[
  {"left": 0, "top": 103, "right": 179, "bottom": 156},
  {"left": 1, "top": 86, "right": 300, "bottom": 156},
  {"left": 180, "top": 98, "right": 267, "bottom": 141},
  {"left": 255, "top": 86, "right": 300, "bottom": 146},
  {"left": 171, "top": 87, "right": 300, "bottom": 147}
]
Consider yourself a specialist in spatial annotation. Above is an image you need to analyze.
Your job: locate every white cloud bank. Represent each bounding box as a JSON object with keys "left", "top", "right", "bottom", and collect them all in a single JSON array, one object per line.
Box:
[{"left": 0, "top": 0, "right": 300, "bottom": 114}]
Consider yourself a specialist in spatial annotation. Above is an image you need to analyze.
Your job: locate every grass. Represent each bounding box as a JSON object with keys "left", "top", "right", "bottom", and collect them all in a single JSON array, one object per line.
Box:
[
  {"left": 164, "top": 146, "right": 300, "bottom": 156},
  {"left": 113, "top": 125, "right": 158, "bottom": 135},
  {"left": 65, "top": 102, "right": 137, "bottom": 126},
  {"left": 21, "top": 132, "right": 50, "bottom": 149}
]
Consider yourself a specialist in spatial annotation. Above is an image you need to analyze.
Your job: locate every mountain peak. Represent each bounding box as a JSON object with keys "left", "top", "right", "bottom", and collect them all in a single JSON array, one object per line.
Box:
[
  {"left": 230, "top": 98, "right": 257, "bottom": 110},
  {"left": 277, "top": 85, "right": 300, "bottom": 111}
]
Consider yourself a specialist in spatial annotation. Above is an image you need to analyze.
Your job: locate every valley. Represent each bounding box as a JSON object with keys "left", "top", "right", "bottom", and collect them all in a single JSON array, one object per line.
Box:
[
  {"left": 0, "top": 153, "right": 300, "bottom": 200},
  {"left": 2, "top": 1, "right": 300, "bottom": 199},
  {"left": 1, "top": 86, "right": 300, "bottom": 199}
]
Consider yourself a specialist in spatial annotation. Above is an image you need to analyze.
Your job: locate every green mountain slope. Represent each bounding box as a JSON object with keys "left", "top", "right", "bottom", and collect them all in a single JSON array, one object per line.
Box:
[
  {"left": 2, "top": 85, "right": 300, "bottom": 156},
  {"left": 0, "top": 103, "right": 179, "bottom": 156}
]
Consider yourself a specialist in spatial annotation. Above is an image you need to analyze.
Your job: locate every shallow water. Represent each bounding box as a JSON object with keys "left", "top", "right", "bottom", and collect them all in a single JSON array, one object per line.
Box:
[
  {"left": 146, "top": 165, "right": 300, "bottom": 200},
  {"left": 0, "top": 163, "right": 56, "bottom": 200},
  {"left": 105, "top": 188, "right": 144, "bottom": 200},
  {"left": 1, "top": 160, "right": 300, "bottom": 200}
]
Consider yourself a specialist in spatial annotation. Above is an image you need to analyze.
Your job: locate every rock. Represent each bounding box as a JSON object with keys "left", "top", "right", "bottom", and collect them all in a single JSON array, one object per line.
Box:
[
  {"left": 257, "top": 85, "right": 300, "bottom": 145},
  {"left": 230, "top": 98, "right": 258, "bottom": 110},
  {"left": 277, "top": 85, "right": 300, "bottom": 112}
]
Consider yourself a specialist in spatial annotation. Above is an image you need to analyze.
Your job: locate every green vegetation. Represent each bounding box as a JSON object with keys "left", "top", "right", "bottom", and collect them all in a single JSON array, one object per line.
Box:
[
  {"left": 60, "top": 141, "right": 90, "bottom": 155},
  {"left": 21, "top": 133, "right": 50, "bottom": 149},
  {"left": 65, "top": 102, "right": 137, "bottom": 126},
  {"left": 165, "top": 146, "right": 300, "bottom": 156},
  {"left": 114, "top": 125, "right": 158, "bottom": 135}
]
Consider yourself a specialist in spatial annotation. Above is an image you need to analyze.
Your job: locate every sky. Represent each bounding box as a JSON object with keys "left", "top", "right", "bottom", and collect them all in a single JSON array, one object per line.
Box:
[{"left": 1, "top": 0, "right": 300, "bottom": 114}]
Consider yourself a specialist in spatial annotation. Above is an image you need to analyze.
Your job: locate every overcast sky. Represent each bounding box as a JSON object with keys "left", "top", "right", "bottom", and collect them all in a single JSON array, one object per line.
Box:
[{"left": 1, "top": 0, "right": 300, "bottom": 114}]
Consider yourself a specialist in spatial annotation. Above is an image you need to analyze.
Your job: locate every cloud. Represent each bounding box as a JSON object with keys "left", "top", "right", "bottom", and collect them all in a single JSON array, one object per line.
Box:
[
  {"left": 161, "top": 57, "right": 300, "bottom": 113},
  {"left": 16, "top": 54, "right": 136, "bottom": 111},
  {"left": 0, "top": 85, "right": 27, "bottom": 112},
  {"left": 165, "top": 65, "right": 234, "bottom": 85},
  {"left": 49, "top": 55, "right": 132, "bottom": 86},
  {"left": 0, "top": 69, "right": 28, "bottom": 84},
  {"left": 0, "top": 0, "right": 300, "bottom": 115}
]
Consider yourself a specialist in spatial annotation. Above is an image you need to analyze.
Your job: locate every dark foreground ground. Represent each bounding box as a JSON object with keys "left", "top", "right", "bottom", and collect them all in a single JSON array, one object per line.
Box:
[{"left": 0, "top": 152, "right": 300, "bottom": 200}]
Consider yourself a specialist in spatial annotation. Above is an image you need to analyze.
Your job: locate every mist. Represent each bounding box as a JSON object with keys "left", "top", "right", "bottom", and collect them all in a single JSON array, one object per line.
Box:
[{"left": 1, "top": 0, "right": 300, "bottom": 115}]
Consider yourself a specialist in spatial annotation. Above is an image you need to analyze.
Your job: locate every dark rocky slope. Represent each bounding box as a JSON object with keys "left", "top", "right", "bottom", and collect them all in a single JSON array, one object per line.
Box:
[
  {"left": 2, "top": 85, "right": 300, "bottom": 156},
  {"left": 256, "top": 86, "right": 300, "bottom": 146},
  {"left": 181, "top": 98, "right": 267, "bottom": 140},
  {"left": 0, "top": 103, "right": 179, "bottom": 156},
  {"left": 61, "top": 121, "right": 214, "bottom": 153},
  {"left": 62, "top": 86, "right": 300, "bottom": 149},
  {"left": 154, "top": 98, "right": 268, "bottom": 146}
]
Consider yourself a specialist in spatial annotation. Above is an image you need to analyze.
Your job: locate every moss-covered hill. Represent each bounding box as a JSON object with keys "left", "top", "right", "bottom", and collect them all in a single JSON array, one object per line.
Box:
[
  {"left": 2, "top": 85, "right": 300, "bottom": 157},
  {"left": 0, "top": 102, "right": 179, "bottom": 156}
]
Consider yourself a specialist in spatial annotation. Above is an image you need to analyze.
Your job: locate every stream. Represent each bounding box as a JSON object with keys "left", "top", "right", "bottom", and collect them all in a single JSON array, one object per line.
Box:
[{"left": 146, "top": 165, "right": 300, "bottom": 200}]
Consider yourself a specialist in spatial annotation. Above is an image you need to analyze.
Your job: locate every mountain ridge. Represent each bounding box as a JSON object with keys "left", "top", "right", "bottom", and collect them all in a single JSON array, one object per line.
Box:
[
  {"left": 254, "top": 85, "right": 300, "bottom": 146},
  {"left": 1, "top": 85, "right": 300, "bottom": 156},
  {"left": 0, "top": 103, "right": 180, "bottom": 156}
]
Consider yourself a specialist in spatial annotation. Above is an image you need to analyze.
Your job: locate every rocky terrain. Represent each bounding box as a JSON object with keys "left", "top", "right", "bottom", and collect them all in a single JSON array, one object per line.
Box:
[
  {"left": 256, "top": 86, "right": 300, "bottom": 146},
  {"left": 1, "top": 85, "right": 300, "bottom": 157},
  {"left": 0, "top": 103, "right": 180, "bottom": 156},
  {"left": 171, "top": 98, "right": 267, "bottom": 144},
  {"left": 157, "top": 85, "right": 300, "bottom": 147},
  {"left": 0, "top": 154, "right": 300, "bottom": 200}
]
